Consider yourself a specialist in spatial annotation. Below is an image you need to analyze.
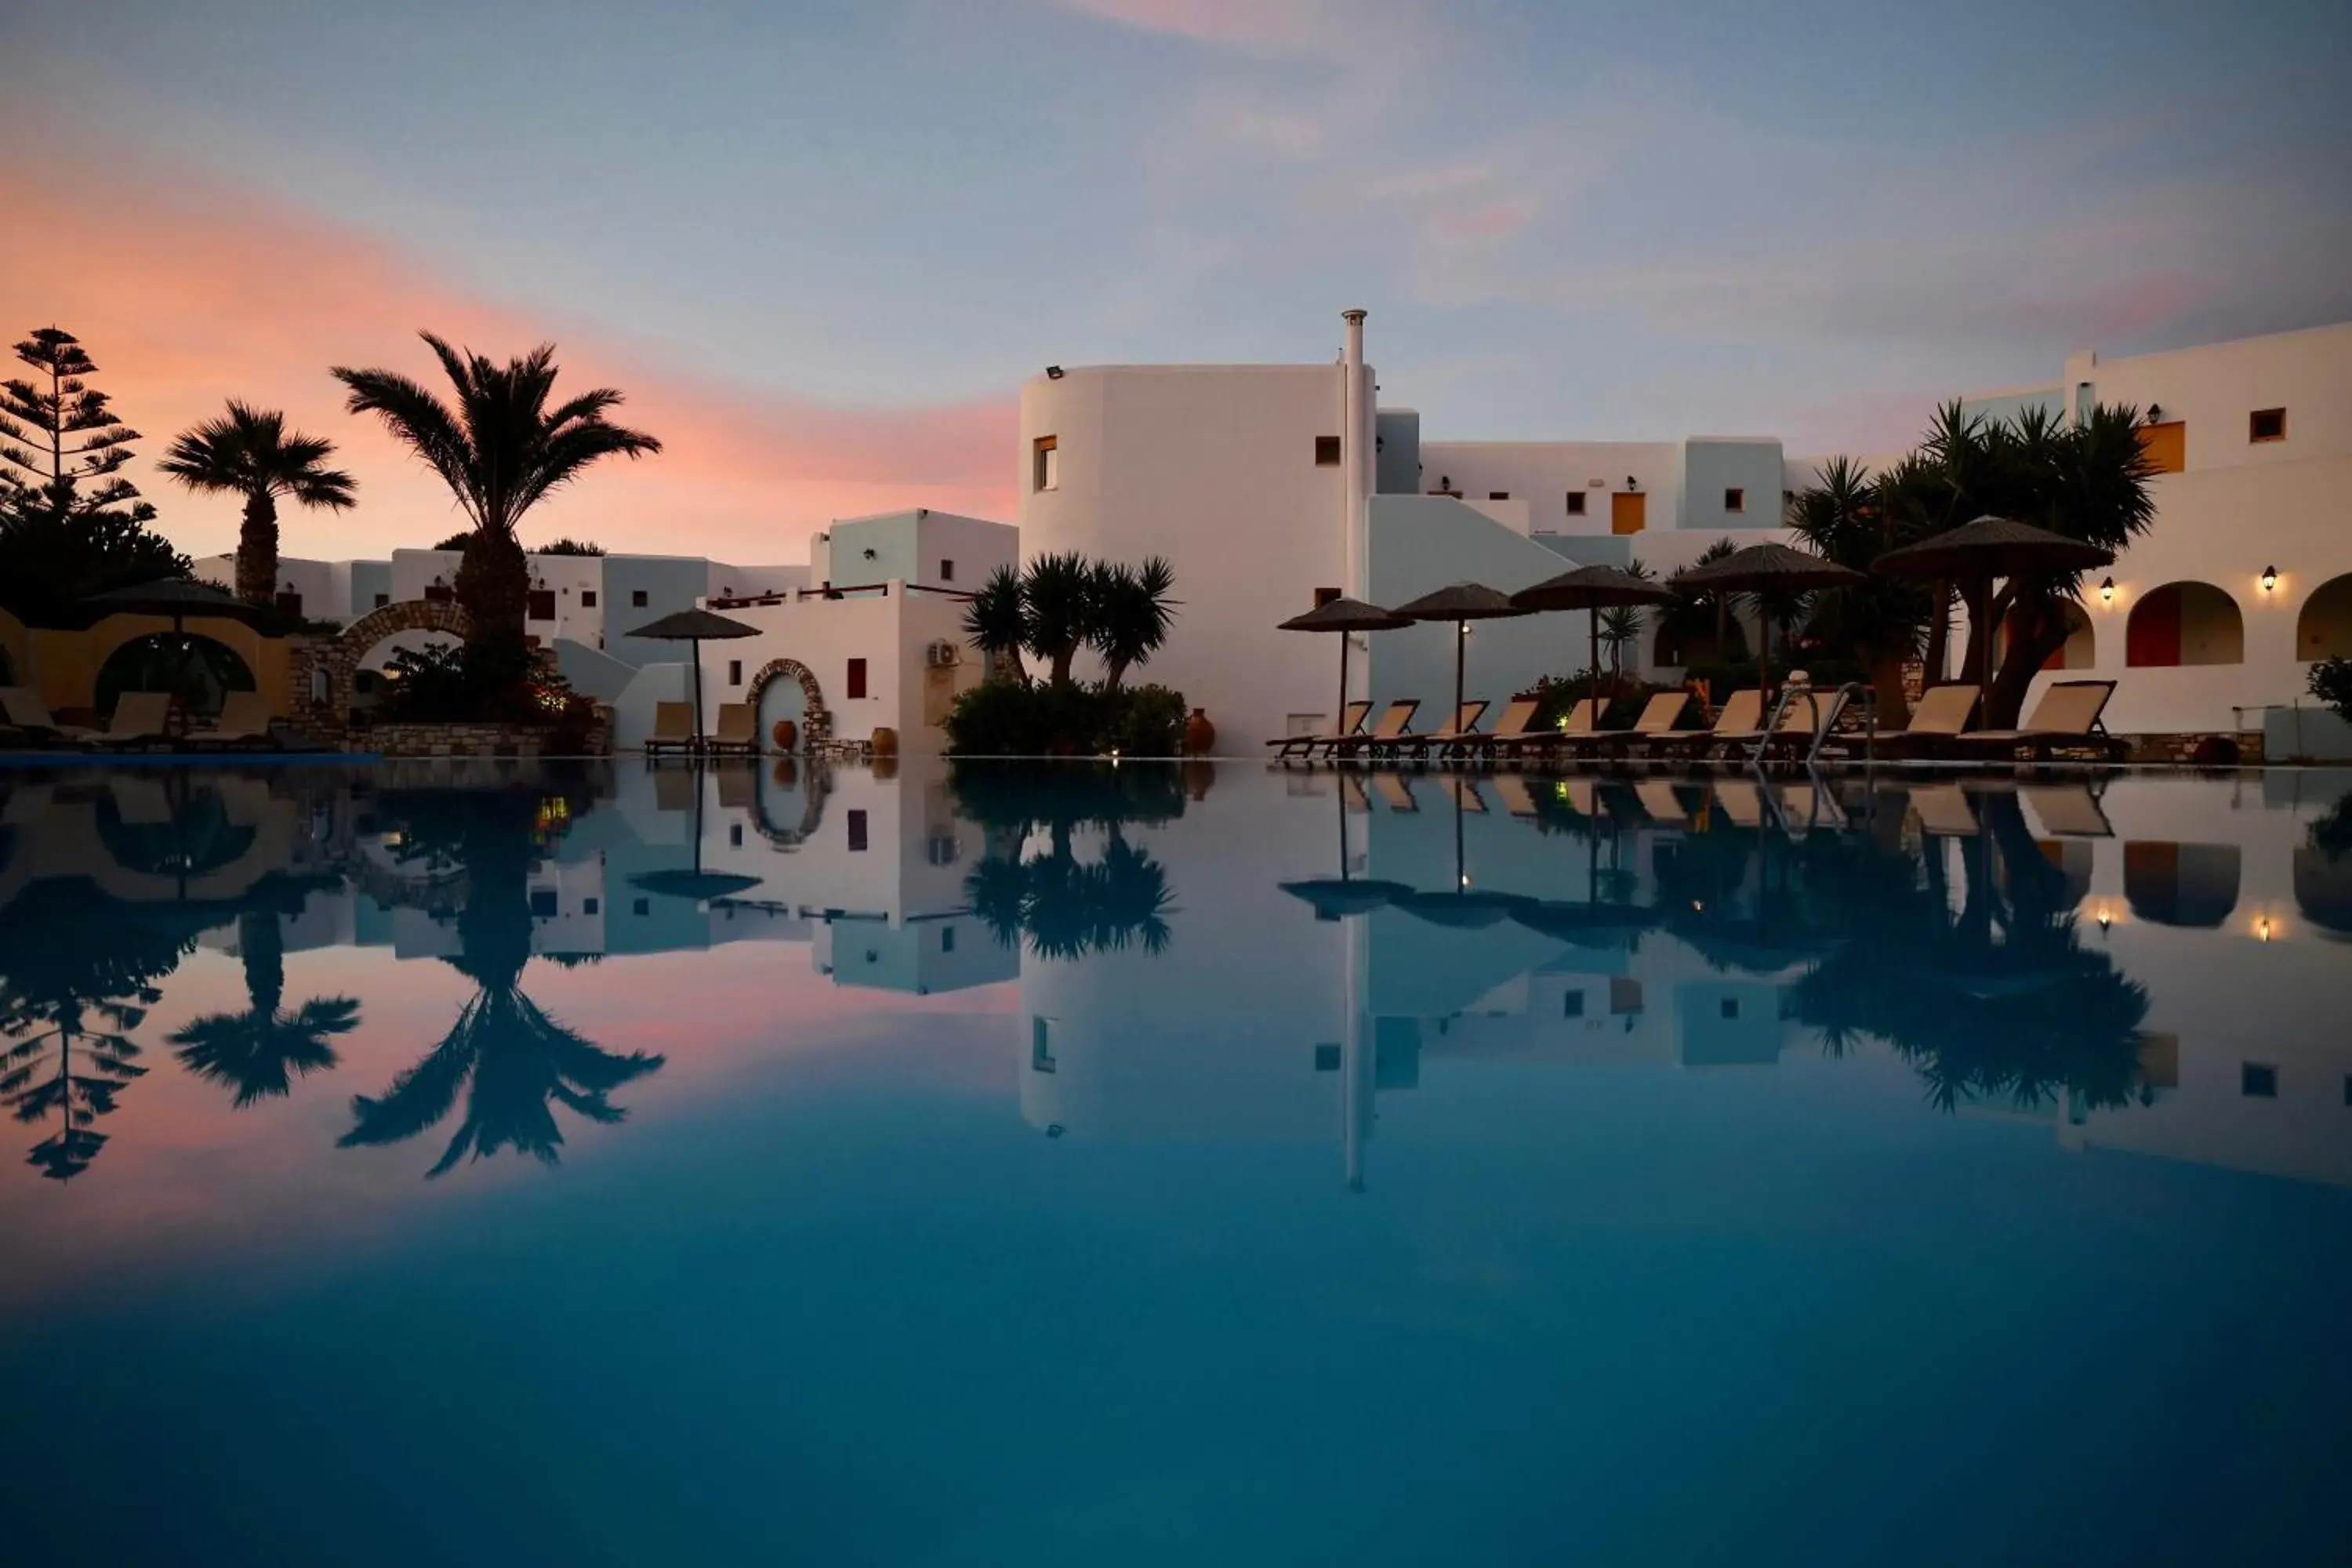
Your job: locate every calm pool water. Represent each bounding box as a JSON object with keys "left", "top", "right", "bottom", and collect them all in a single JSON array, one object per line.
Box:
[{"left": 2, "top": 758, "right": 2348, "bottom": 1565}]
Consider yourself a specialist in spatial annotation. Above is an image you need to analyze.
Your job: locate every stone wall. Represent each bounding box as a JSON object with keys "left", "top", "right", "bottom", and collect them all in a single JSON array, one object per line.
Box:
[
  {"left": 359, "top": 710, "right": 612, "bottom": 758},
  {"left": 2122, "top": 730, "right": 2267, "bottom": 765}
]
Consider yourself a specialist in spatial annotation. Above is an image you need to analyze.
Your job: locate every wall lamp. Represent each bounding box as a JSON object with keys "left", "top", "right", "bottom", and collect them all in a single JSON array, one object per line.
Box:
[
  {"left": 1045, "top": 365, "right": 1065, "bottom": 379},
  {"left": 2099, "top": 576, "right": 2115, "bottom": 603},
  {"left": 2147, "top": 403, "right": 2164, "bottom": 424},
  {"left": 2262, "top": 565, "right": 2278, "bottom": 593}
]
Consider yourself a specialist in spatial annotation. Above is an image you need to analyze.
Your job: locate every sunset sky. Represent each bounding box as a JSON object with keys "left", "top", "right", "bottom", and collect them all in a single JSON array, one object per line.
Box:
[{"left": 5, "top": 0, "right": 2347, "bottom": 564}]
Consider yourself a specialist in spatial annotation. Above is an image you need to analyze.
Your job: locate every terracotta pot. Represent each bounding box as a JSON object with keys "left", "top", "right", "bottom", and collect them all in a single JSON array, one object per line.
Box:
[
  {"left": 1184, "top": 708, "right": 1215, "bottom": 755},
  {"left": 871, "top": 725, "right": 899, "bottom": 759},
  {"left": 771, "top": 718, "right": 797, "bottom": 751}
]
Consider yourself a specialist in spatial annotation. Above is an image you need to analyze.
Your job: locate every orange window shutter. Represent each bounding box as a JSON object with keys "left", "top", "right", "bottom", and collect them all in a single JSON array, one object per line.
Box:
[
  {"left": 2137, "top": 421, "right": 2186, "bottom": 474},
  {"left": 1611, "top": 492, "right": 1647, "bottom": 535}
]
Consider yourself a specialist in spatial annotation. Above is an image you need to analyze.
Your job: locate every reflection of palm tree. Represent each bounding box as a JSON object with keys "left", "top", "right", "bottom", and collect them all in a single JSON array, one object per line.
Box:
[
  {"left": 345, "top": 783, "right": 662, "bottom": 1177},
  {"left": 169, "top": 909, "right": 358, "bottom": 1108},
  {"left": 967, "top": 826, "right": 1173, "bottom": 960}
]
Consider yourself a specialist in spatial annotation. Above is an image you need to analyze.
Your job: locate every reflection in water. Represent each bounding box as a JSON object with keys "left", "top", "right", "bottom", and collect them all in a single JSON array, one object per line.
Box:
[
  {"left": 340, "top": 782, "right": 663, "bottom": 1177},
  {"left": 171, "top": 909, "right": 360, "bottom": 1108},
  {"left": 958, "top": 761, "right": 1180, "bottom": 958}
]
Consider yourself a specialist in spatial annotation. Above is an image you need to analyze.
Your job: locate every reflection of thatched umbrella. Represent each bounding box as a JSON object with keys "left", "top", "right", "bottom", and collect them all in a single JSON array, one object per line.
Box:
[
  {"left": 1671, "top": 544, "right": 1862, "bottom": 701},
  {"left": 1512, "top": 564, "right": 1676, "bottom": 713},
  {"left": 1277, "top": 597, "right": 1412, "bottom": 733},
  {"left": 1395, "top": 764, "right": 1527, "bottom": 927},
  {"left": 1511, "top": 898, "right": 1659, "bottom": 949},
  {"left": 83, "top": 578, "right": 260, "bottom": 720},
  {"left": 1871, "top": 516, "right": 2114, "bottom": 717},
  {"left": 629, "top": 765, "right": 762, "bottom": 902},
  {"left": 1392, "top": 583, "right": 1531, "bottom": 728},
  {"left": 623, "top": 608, "right": 761, "bottom": 748}
]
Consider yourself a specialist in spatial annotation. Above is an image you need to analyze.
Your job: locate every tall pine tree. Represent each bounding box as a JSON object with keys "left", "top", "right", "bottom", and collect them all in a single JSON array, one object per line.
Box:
[{"left": 0, "top": 326, "right": 188, "bottom": 624}]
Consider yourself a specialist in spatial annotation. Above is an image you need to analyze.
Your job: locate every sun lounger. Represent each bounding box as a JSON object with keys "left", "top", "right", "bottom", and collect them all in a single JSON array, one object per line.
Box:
[
  {"left": 84, "top": 691, "right": 174, "bottom": 750},
  {"left": 1490, "top": 773, "right": 1540, "bottom": 818},
  {"left": 1563, "top": 690, "right": 1697, "bottom": 762},
  {"left": 706, "top": 702, "right": 759, "bottom": 756},
  {"left": 645, "top": 700, "right": 697, "bottom": 757},
  {"left": 185, "top": 691, "right": 275, "bottom": 750},
  {"left": 1381, "top": 699, "right": 1487, "bottom": 761},
  {"left": 1645, "top": 689, "right": 1764, "bottom": 761},
  {"left": 0, "top": 686, "right": 102, "bottom": 744},
  {"left": 1634, "top": 780, "right": 1690, "bottom": 824},
  {"left": 714, "top": 763, "right": 757, "bottom": 811},
  {"left": 1443, "top": 775, "right": 1489, "bottom": 813},
  {"left": 1836, "top": 684, "right": 1979, "bottom": 760},
  {"left": 1933, "top": 680, "right": 2125, "bottom": 763},
  {"left": 1908, "top": 783, "right": 1979, "bottom": 836},
  {"left": 1711, "top": 778, "right": 1769, "bottom": 829},
  {"left": 1465, "top": 697, "right": 1547, "bottom": 761},
  {"left": 1494, "top": 697, "right": 1595, "bottom": 762},
  {"left": 1340, "top": 771, "right": 1371, "bottom": 813},
  {"left": 1370, "top": 771, "right": 1419, "bottom": 812},
  {"left": 1326, "top": 700, "right": 1420, "bottom": 761},
  {"left": 1270, "top": 700, "right": 1373, "bottom": 760},
  {"left": 109, "top": 775, "right": 174, "bottom": 824},
  {"left": 1747, "top": 685, "right": 1853, "bottom": 765}
]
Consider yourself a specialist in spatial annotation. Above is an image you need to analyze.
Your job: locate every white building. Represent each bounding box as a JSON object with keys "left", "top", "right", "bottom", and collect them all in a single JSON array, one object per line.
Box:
[{"left": 1019, "top": 313, "right": 2352, "bottom": 750}]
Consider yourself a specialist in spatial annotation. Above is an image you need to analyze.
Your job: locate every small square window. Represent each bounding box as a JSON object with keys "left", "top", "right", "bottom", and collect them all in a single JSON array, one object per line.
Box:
[
  {"left": 372, "top": 592, "right": 390, "bottom": 608},
  {"left": 846, "top": 657, "right": 868, "bottom": 699},
  {"left": 583, "top": 897, "right": 599, "bottom": 916},
  {"left": 1720, "top": 996, "right": 1740, "bottom": 1020},
  {"left": 2242, "top": 1062, "right": 2278, "bottom": 1098},
  {"left": 1032, "top": 1017, "right": 1056, "bottom": 1073},
  {"left": 1488, "top": 490, "right": 1510, "bottom": 501},
  {"left": 1565, "top": 492, "right": 1587, "bottom": 516},
  {"left": 847, "top": 808, "right": 868, "bottom": 852},
  {"left": 1563, "top": 991, "right": 1585, "bottom": 1018},
  {"left": 1724, "top": 487, "right": 1746, "bottom": 513},
  {"left": 728, "top": 822, "right": 742, "bottom": 847},
  {"left": 2250, "top": 408, "right": 2286, "bottom": 443},
  {"left": 631, "top": 589, "right": 648, "bottom": 608},
  {"left": 632, "top": 897, "right": 649, "bottom": 916},
  {"left": 529, "top": 889, "right": 557, "bottom": 918},
  {"left": 1315, "top": 436, "right": 1342, "bottom": 465},
  {"left": 1033, "top": 435, "right": 1059, "bottom": 492},
  {"left": 728, "top": 659, "right": 742, "bottom": 686},
  {"left": 1314, "top": 1043, "right": 1342, "bottom": 1071},
  {"left": 528, "top": 590, "right": 556, "bottom": 621},
  {"left": 941, "top": 559, "right": 955, "bottom": 583},
  {"left": 942, "top": 925, "right": 956, "bottom": 953},
  {"left": 581, "top": 590, "right": 597, "bottom": 608},
  {"left": 1314, "top": 586, "right": 1341, "bottom": 608}
]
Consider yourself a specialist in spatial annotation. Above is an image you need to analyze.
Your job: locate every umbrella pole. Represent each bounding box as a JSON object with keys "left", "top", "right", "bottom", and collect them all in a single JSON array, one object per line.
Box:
[
  {"left": 1589, "top": 611, "right": 1600, "bottom": 717},
  {"left": 1338, "top": 632, "right": 1350, "bottom": 741},
  {"left": 1455, "top": 619, "right": 1467, "bottom": 731},
  {"left": 691, "top": 637, "right": 705, "bottom": 757},
  {"left": 1976, "top": 577, "right": 1992, "bottom": 720}
]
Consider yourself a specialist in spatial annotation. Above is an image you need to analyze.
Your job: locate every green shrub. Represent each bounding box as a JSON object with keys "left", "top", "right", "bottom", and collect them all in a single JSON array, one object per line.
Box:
[
  {"left": 944, "top": 678, "right": 1189, "bottom": 757},
  {"left": 2309, "top": 656, "right": 2352, "bottom": 724},
  {"left": 371, "top": 641, "right": 597, "bottom": 744}
]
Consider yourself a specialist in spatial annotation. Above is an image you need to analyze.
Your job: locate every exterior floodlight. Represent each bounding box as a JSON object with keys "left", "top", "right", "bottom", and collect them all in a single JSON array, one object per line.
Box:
[
  {"left": 2262, "top": 565, "right": 2278, "bottom": 593},
  {"left": 2100, "top": 576, "right": 2116, "bottom": 603}
]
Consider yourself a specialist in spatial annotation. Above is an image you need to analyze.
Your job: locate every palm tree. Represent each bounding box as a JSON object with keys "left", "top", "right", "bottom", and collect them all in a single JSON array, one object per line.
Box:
[
  {"left": 1786, "top": 456, "right": 1929, "bottom": 723},
  {"left": 159, "top": 401, "right": 357, "bottom": 606},
  {"left": 169, "top": 909, "right": 358, "bottom": 1107},
  {"left": 962, "top": 564, "right": 1027, "bottom": 683},
  {"left": 1019, "top": 551, "right": 1098, "bottom": 687},
  {"left": 332, "top": 334, "right": 661, "bottom": 662},
  {"left": 1091, "top": 556, "right": 1178, "bottom": 691}
]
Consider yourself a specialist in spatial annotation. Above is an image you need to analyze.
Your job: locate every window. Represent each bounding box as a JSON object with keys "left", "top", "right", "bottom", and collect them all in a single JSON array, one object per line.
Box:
[
  {"left": 847, "top": 808, "right": 868, "bottom": 852},
  {"left": 630, "top": 589, "right": 648, "bottom": 608},
  {"left": 1488, "top": 491, "right": 1510, "bottom": 501},
  {"left": 1720, "top": 996, "right": 1740, "bottom": 1020},
  {"left": 581, "top": 590, "right": 597, "bottom": 608},
  {"left": 846, "top": 657, "right": 868, "bottom": 699},
  {"left": 1610, "top": 977, "right": 1644, "bottom": 1014},
  {"left": 2250, "top": 408, "right": 2287, "bottom": 443},
  {"left": 1314, "top": 586, "right": 1341, "bottom": 608},
  {"left": 529, "top": 889, "right": 557, "bottom": 919},
  {"left": 940, "top": 559, "right": 955, "bottom": 583},
  {"left": 1724, "top": 487, "right": 1746, "bottom": 514},
  {"left": 583, "top": 897, "right": 599, "bottom": 916},
  {"left": 424, "top": 583, "right": 454, "bottom": 604},
  {"left": 728, "top": 822, "right": 742, "bottom": 847},
  {"left": 1033, "top": 434, "right": 1058, "bottom": 492},
  {"left": 527, "top": 590, "right": 556, "bottom": 621},
  {"left": 1314, "top": 1043, "right": 1342, "bottom": 1071},
  {"left": 1315, "top": 436, "right": 1342, "bottom": 466},
  {"left": 632, "top": 897, "right": 649, "bottom": 916},
  {"left": 2242, "top": 1062, "right": 2278, "bottom": 1098},
  {"left": 1564, "top": 492, "right": 1587, "bottom": 517},
  {"left": 1032, "top": 1017, "right": 1056, "bottom": 1073},
  {"left": 373, "top": 592, "right": 390, "bottom": 608},
  {"left": 1563, "top": 990, "right": 1584, "bottom": 1018},
  {"left": 941, "top": 924, "right": 956, "bottom": 953},
  {"left": 727, "top": 659, "right": 742, "bottom": 686}
]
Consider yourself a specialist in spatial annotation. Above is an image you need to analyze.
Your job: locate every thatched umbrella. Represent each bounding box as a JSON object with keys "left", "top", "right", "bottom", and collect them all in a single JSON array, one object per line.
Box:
[
  {"left": 624, "top": 608, "right": 761, "bottom": 749},
  {"left": 1511, "top": 564, "right": 1676, "bottom": 715},
  {"left": 1391, "top": 582, "right": 1531, "bottom": 728},
  {"left": 1276, "top": 597, "right": 1412, "bottom": 734},
  {"left": 1871, "top": 515, "right": 2114, "bottom": 717},
  {"left": 1670, "top": 543, "right": 1863, "bottom": 702}
]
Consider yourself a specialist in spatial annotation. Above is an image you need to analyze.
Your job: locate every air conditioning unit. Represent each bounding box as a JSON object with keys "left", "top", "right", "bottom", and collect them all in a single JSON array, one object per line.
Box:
[{"left": 926, "top": 641, "right": 960, "bottom": 668}]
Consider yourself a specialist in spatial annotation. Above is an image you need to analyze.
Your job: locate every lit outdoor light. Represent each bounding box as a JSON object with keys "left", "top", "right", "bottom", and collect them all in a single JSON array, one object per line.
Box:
[
  {"left": 2097, "top": 906, "right": 2113, "bottom": 931},
  {"left": 2256, "top": 916, "right": 2274, "bottom": 942},
  {"left": 2261, "top": 565, "right": 2279, "bottom": 593},
  {"left": 2100, "top": 576, "right": 2116, "bottom": 604}
]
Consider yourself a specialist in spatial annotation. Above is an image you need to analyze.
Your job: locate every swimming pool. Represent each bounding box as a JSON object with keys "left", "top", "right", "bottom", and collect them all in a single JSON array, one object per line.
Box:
[{"left": 2, "top": 759, "right": 2347, "bottom": 1564}]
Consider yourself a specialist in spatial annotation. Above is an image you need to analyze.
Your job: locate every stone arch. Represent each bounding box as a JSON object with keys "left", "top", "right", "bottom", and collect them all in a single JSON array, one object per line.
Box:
[
  {"left": 2125, "top": 581, "right": 2242, "bottom": 667},
  {"left": 744, "top": 657, "right": 832, "bottom": 751},
  {"left": 290, "top": 598, "right": 473, "bottom": 742},
  {"left": 2294, "top": 573, "right": 2352, "bottom": 662}
]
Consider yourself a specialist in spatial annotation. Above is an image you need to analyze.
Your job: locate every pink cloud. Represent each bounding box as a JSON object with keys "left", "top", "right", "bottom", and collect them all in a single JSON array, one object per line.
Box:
[
  {"left": 1430, "top": 198, "right": 1536, "bottom": 241},
  {"left": 0, "top": 159, "right": 1017, "bottom": 564},
  {"left": 1047, "top": 0, "right": 1330, "bottom": 50}
]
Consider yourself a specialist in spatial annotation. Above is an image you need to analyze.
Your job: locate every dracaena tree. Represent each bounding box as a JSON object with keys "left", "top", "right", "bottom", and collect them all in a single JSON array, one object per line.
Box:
[
  {"left": 1787, "top": 456, "right": 1930, "bottom": 724},
  {"left": 332, "top": 334, "right": 661, "bottom": 668},
  {"left": 1089, "top": 555, "right": 1178, "bottom": 691},
  {"left": 159, "top": 401, "right": 357, "bottom": 606},
  {"left": 961, "top": 564, "right": 1028, "bottom": 682}
]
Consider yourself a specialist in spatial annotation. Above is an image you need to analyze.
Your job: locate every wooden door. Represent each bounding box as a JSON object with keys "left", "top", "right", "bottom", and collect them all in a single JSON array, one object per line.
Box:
[
  {"left": 2137, "top": 421, "right": 2186, "bottom": 474},
  {"left": 1610, "top": 492, "right": 1646, "bottom": 535}
]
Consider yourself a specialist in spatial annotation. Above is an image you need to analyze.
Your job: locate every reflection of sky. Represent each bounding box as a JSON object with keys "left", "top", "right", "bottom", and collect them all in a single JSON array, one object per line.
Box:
[{"left": 3, "top": 764, "right": 2350, "bottom": 1563}]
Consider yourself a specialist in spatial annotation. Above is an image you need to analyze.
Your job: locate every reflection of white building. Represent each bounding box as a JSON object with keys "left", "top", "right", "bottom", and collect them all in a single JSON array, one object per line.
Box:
[{"left": 1021, "top": 314, "right": 2352, "bottom": 747}]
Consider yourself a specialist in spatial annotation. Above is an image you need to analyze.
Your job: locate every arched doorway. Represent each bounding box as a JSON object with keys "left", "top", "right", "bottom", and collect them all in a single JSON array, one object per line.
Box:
[
  {"left": 1998, "top": 600, "right": 2095, "bottom": 671},
  {"left": 2295, "top": 574, "right": 2352, "bottom": 661},
  {"left": 291, "top": 599, "right": 472, "bottom": 740},
  {"left": 744, "top": 658, "right": 832, "bottom": 753},
  {"left": 2125, "top": 582, "right": 2242, "bottom": 667},
  {"left": 96, "top": 633, "right": 256, "bottom": 720}
]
